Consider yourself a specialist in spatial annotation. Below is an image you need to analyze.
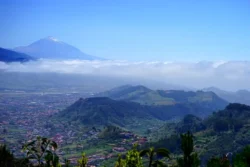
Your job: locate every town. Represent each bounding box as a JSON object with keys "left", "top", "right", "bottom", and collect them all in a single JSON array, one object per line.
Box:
[{"left": 0, "top": 92, "right": 149, "bottom": 166}]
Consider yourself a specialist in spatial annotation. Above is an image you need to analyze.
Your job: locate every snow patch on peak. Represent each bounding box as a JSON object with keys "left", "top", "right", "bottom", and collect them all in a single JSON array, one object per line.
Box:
[{"left": 46, "top": 36, "right": 60, "bottom": 42}]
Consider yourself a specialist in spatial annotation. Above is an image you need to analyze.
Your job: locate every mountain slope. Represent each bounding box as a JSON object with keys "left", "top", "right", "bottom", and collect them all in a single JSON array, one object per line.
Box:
[
  {"left": 0, "top": 47, "right": 35, "bottom": 63},
  {"left": 56, "top": 97, "right": 163, "bottom": 132},
  {"left": 203, "top": 87, "right": 250, "bottom": 105},
  {"left": 56, "top": 95, "right": 228, "bottom": 133},
  {"left": 97, "top": 85, "right": 175, "bottom": 105},
  {"left": 14, "top": 36, "right": 103, "bottom": 60},
  {"left": 150, "top": 103, "right": 250, "bottom": 164},
  {"left": 97, "top": 85, "right": 228, "bottom": 109}
]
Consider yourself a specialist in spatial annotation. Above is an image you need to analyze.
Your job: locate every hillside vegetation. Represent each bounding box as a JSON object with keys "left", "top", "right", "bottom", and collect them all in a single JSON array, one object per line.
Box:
[
  {"left": 56, "top": 92, "right": 228, "bottom": 132},
  {"left": 149, "top": 103, "right": 250, "bottom": 164},
  {"left": 2, "top": 101, "right": 250, "bottom": 167},
  {"left": 1, "top": 130, "right": 250, "bottom": 167},
  {"left": 203, "top": 87, "right": 250, "bottom": 105},
  {"left": 56, "top": 97, "right": 164, "bottom": 133},
  {"left": 97, "top": 85, "right": 228, "bottom": 109}
]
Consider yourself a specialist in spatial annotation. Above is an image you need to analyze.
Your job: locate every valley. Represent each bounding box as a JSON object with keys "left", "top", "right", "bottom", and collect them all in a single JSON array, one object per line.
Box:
[
  {"left": 1, "top": 1, "right": 250, "bottom": 166},
  {"left": 0, "top": 91, "right": 159, "bottom": 165},
  {"left": 1, "top": 85, "right": 249, "bottom": 166}
]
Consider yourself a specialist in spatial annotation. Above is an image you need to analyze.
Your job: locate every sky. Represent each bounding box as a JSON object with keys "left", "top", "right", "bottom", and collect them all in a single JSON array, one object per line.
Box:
[{"left": 0, "top": 0, "right": 250, "bottom": 61}]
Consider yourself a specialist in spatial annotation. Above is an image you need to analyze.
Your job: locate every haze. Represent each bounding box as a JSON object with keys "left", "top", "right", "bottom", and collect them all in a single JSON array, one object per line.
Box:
[{"left": 1, "top": 60, "right": 250, "bottom": 91}]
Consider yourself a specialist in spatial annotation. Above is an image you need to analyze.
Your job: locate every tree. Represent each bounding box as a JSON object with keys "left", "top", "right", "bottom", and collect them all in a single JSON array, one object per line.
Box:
[
  {"left": 0, "top": 144, "right": 15, "bottom": 167},
  {"left": 234, "top": 145, "right": 250, "bottom": 167},
  {"left": 126, "top": 144, "right": 143, "bottom": 167},
  {"left": 22, "top": 136, "right": 58, "bottom": 167},
  {"left": 207, "top": 155, "right": 230, "bottom": 167},
  {"left": 64, "top": 158, "right": 71, "bottom": 167},
  {"left": 151, "top": 160, "right": 168, "bottom": 167},
  {"left": 115, "top": 154, "right": 126, "bottom": 167},
  {"left": 139, "top": 147, "right": 170, "bottom": 167},
  {"left": 0, "top": 144, "right": 30, "bottom": 167},
  {"left": 77, "top": 153, "right": 88, "bottom": 167},
  {"left": 213, "top": 119, "right": 229, "bottom": 132},
  {"left": 177, "top": 131, "right": 200, "bottom": 167},
  {"left": 14, "top": 157, "right": 30, "bottom": 167},
  {"left": 45, "top": 151, "right": 61, "bottom": 167}
]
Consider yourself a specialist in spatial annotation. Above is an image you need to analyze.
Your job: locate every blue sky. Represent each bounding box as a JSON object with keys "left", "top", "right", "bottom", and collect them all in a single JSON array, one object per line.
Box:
[{"left": 0, "top": 0, "right": 249, "bottom": 61}]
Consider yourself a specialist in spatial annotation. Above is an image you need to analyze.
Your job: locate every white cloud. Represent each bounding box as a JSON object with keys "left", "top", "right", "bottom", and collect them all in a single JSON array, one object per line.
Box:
[{"left": 1, "top": 59, "right": 250, "bottom": 91}]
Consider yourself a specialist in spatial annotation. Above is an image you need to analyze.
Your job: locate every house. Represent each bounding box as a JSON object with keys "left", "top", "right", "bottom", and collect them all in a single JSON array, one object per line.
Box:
[{"left": 112, "top": 147, "right": 126, "bottom": 152}]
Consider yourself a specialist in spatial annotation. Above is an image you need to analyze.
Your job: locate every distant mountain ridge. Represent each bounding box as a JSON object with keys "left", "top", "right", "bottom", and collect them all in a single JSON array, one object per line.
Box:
[
  {"left": 14, "top": 36, "right": 103, "bottom": 60},
  {"left": 97, "top": 85, "right": 228, "bottom": 108},
  {"left": 203, "top": 87, "right": 250, "bottom": 105},
  {"left": 96, "top": 85, "right": 175, "bottom": 105},
  {"left": 56, "top": 85, "right": 229, "bottom": 132},
  {"left": 0, "top": 47, "right": 35, "bottom": 63}
]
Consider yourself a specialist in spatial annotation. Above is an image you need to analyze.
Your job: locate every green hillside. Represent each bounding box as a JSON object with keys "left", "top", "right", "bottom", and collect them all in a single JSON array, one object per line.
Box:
[
  {"left": 97, "top": 85, "right": 228, "bottom": 108},
  {"left": 97, "top": 85, "right": 175, "bottom": 105},
  {"left": 149, "top": 103, "right": 250, "bottom": 164},
  {"left": 56, "top": 94, "right": 228, "bottom": 133},
  {"left": 203, "top": 87, "right": 250, "bottom": 105},
  {"left": 56, "top": 97, "right": 164, "bottom": 133}
]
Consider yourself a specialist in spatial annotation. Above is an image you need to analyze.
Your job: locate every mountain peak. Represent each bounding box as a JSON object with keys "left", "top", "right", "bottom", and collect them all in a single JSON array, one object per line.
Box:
[
  {"left": 13, "top": 37, "right": 103, "bottom": 60},
  {"left": 45, "top": 36, "right": 60, "bottom": 42}
]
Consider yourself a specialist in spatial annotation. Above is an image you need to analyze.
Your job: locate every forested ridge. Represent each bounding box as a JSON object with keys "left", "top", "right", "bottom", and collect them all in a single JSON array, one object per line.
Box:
[{"left": 1, "top": 103, "right": 250, "bottom": 167}]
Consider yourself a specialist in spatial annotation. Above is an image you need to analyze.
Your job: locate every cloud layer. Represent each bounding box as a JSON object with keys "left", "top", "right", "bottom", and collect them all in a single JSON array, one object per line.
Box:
[{"left": 1, "top": 59, "right": 250, "bottom": 91}]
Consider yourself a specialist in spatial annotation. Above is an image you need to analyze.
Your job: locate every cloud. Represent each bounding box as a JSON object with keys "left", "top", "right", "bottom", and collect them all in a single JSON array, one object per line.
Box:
[{"left": 1, "top": 59, "right": 250, "bottom": 90}]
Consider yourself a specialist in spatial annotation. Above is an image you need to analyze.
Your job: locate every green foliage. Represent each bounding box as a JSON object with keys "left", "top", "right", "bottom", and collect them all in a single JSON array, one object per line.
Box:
[
  {"left": 58, "top": 97, "right": 156, "bottom": 128},
  {"left": 3, "top": 101, "right": 250, "bottom": 167},
  {"left": 3, "top": 133, "right": 250, "bottom": 167},
  {"left": 0, "top": 144, "right": 15, "bottom": 167},
  {"left": 177, "top": 131, "right": 200, "bottom": 167},
  {"left": 226, "top": 103, "right": 250, "bottom": 111},
  {"left": 139, "top": 147, "right": 170, "bottom": 167},
  {"left": 181, "top": 132, "right": 194, "bottom": 158},
  {"left": 151, "top": 160, "right": 168, "bottom": 167},
  {"left": 213, "top": 119, "right": 229, "bottom": 132},
  {"left": 99, "top": 125, "right": 124, "bottom": 139},
  {"left": 45, "top": 151, "right": 61, "bottom": 167},
  {"left": 146, "top": 133, "right": 181, "bottom": 153},
  {"left": 233, "top": 145, "right": 250, "bottom": 167},
  {"left": 77, "top": 153, "right": 88, "bottom": 167},
  {"left": 114, "top": 145, "right": 170, "bottom": 167},
  {"left": 177, "top": 114, "right": 206, "bottom": 133},
  {"left": 125, "top": 145, "right": 143, "bottom": 167},
  {"left": 233, "top": 120, "right": 244, "bottom": 132},
  {"left": 206, "top": 156, "right": 230, "bottom": 167},
  {"left": 150, "top": 102, "right": 250, "bottom": 164},
  {"left": 64, "top": 158, "right": 71, "bottom": 167},
  {"left": 206, "top": 103, "right": 250, "bottom": 133},
  {"left": 14, "top": 158, "right": 31, "bottom": 167},
  {"left": 22, "top": 136, "right": 58, "bottom": 167},
  {"left": 0, "top": 144, "right": 30, "bottom": 167},
  {"left": 115, "top": 154, "right": 126, "bottom": 167}
]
